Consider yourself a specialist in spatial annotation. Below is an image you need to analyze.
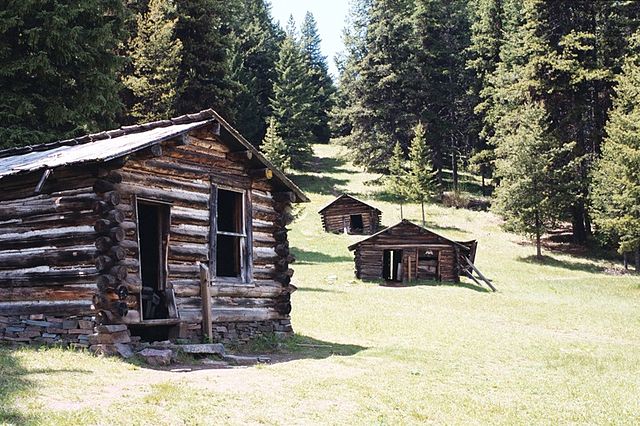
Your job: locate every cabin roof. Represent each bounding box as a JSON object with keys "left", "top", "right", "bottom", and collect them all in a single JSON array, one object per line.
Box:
[
  {"left": 318, "top": 193, "right": 382, "bottom": 214},
  {"left": 347, "top": 219, "right": 471, "bottom": 251},
  {"left": 0, "top": 109, "right": 308, "bottom": 202}
]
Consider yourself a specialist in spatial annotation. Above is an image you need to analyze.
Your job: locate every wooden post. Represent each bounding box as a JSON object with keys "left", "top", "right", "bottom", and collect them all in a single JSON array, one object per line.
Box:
[{"left": 199, "top": 263, "right": 213, "bottom": 341}]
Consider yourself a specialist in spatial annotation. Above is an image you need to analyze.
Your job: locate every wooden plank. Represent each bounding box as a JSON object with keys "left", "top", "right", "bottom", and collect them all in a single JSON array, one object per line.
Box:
[{"left": 199, "top": 263, "right": 212, "bottom": 341}]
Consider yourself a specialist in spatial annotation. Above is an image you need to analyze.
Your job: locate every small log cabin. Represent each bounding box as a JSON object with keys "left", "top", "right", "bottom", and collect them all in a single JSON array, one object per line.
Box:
[
  {"left": 348, "top": 220, "right": 477, "bottom": 283},
  {"left": 319, "top": 194, "right": 382, "bottom": 234},
  {"left": 0, "top": 109, "right": 308, "bottom": 345}
]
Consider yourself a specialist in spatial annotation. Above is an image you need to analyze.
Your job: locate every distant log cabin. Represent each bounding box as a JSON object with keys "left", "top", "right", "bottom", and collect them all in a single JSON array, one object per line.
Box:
[
  {"left": 0, "top": 109, "right": 308, "bottom": 345},
  {"left": 348, "top": 220, "right": 477, "bottom": 283},
  {"left": 319, "top": 194, "right": 382, "bottom": 234}
]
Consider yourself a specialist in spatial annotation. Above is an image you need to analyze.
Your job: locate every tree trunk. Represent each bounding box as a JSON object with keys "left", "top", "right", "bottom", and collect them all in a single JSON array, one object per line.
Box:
[
  {"left": 481, "top": 173, "right": 486, "bottom": 196},
  {"left": 571, "top": 204, "right": 587, "bottom": 244},
  {"left": 421, "top": 200, "right": 425, "bottom": 226},
  {"left": 535, "top": 210, "right": 542, "bottom": 260},
  {"left": 400, "top": 202, "right": 404, "bottom": 220},
  {"left": 635, "top": 247, "right": 640, "bottom": 273},
  {"left": 623, "top": 252, "right": 628, "bottom": 270},
  {"left": 452, "top": 151, "right": 459, "bottom": 192}
]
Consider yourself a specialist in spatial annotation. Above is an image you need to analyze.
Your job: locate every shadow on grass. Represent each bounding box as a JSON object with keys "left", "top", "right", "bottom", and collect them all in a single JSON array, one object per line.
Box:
[
  {"left": 295, "top": 286, "right": 344, "bottom": 294},
  {"left": 380, "top": 279, "right": 490, "bottom": 293},
  {"left": 291, "top": 248, "right": 353, "bottom": 264},
  {"left": 0, "top": 346, "right": 35, "bottom": 424},
  {"left": 242, "top": 334, "right": 367, "bottom": 361},
  {"left": 517, "top": 254, "right": 605, "bottom": 273},
  {"left": 289, "top": 155, "right": 350, "bottom": 195}
]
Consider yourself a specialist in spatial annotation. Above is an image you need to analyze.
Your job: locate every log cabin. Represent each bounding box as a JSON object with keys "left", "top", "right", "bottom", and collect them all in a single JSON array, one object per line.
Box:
[
  {"left": 0, "top": 109, "right": 308, "bottom": 345},
  {"left": 348, "top": 220, "right": 477, "bottom": 283},
  {"left": 319, "top": 194, "right": 382, "bottom": 234}
]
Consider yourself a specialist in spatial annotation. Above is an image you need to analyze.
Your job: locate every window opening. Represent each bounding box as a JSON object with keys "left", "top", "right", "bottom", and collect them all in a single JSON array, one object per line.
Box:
[{"left": 216, "top": 188, "right": 245, "bottom": 278}]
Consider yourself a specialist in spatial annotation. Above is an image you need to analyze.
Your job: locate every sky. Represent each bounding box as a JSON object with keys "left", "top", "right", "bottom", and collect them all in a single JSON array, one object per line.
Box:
[{"left": 269, "top": 0, "right": 350, "bottom": 79}]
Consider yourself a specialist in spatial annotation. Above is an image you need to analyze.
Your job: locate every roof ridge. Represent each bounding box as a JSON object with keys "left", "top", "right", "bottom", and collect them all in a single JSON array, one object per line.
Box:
[{"left": 0, "top": 109, "right": 217, "bottom": 160}]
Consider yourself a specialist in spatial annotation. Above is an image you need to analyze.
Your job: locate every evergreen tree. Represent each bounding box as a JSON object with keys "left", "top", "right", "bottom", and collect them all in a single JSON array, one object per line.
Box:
[
  {"left": 300, "top": 12, "right": 335, "bottom": 143},
  {"left": 591, "top": 32, "right": 640, "bottom": 260},
  {"left": 174, "top": 0, "right": 238, "bottom": 118},
  {"left": 340, "top": 0, "right": 415, "bottom": 170},
  {"left": 386, "top": 141, "right": 410, "bottom": 218},
  {"left": 270, "top": 18, "right": 315, "bottom": 168},
  {"left": 493, "top": 101, "right": 573, "bottom": 259},
  {"left": 408, "top": 122, "right": 436, "bottom": 225},
  {"left": 125, "top": 0, "right": 182, "bottom": 122},
  {"left": 260, "top": 117, "right": 290, "bottom": 170},
  {"left": 0, "top": 0, "right": 127, "bottom": 147},
  {"left": 229, "top": 0, "right": 282, "bottom": 145}
]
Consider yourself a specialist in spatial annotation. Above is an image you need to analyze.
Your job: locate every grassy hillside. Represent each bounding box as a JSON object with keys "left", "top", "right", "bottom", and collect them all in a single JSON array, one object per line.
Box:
[{"left": 1, "top": 144, "right": 639, "bottom": 425}]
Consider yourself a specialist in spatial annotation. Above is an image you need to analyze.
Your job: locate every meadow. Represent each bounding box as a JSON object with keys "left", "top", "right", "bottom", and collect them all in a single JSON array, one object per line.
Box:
[{"left": 1, "top": 144, "right": 639, "bottom": 425}]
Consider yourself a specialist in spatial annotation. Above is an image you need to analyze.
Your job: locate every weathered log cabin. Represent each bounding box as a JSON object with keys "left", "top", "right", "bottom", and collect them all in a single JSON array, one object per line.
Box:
[
  {"left": 319, "top": 194, "right": 382, "bottom": 234},
  {"left": 348, "top": 220, "right": 477, "bottom": 283},
  {"left": 0, "top": 109, "right": 308, "bottom": 345}
]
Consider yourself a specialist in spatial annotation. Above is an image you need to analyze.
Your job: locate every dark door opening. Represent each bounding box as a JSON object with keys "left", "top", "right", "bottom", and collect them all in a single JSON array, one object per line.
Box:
[
  {"left": 349, "top": 214, "right": 364, "bottom": 233},
  {"left": 137, "top": 201, "right": 170, "bottom": 320},
  {"left": 382, "top": 249, "right": 403, "bottom": 281}
]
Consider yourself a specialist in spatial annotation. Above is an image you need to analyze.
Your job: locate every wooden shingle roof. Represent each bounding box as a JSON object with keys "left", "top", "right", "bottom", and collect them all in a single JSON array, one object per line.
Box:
[{"left": 318, "top": 193, "right": 382, "bottom": 214}]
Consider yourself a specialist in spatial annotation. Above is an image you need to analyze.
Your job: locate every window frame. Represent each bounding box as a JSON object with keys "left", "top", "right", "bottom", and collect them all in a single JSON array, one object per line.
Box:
[{"left": 210, "top": 183, "right": 253, "bottom": 284}]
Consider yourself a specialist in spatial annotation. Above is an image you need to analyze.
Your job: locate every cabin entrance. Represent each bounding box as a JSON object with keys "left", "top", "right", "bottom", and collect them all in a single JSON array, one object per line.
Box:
[
  {"left": 349, "top": 214, "right": 364, "bottom": 233},
  {"left": 137, "top": 201, "right": 171, "bottom": 320},
  {"left": 382, "top": 249, "right": 403, "bottom": 281}
]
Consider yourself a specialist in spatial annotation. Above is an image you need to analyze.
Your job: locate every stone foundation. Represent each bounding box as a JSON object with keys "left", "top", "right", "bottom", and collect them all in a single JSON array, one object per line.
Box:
[
  {"left": 0, "top": 314, "right": 96, "bottom": 347},
  {"left": 213, "top": 319, "right": 294, "bottom": 344}
]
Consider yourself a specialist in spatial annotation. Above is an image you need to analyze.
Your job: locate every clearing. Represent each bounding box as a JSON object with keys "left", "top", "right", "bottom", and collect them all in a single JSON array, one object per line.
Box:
[{"left": 1, "top": 144, "right": 639, "bottom": 425}]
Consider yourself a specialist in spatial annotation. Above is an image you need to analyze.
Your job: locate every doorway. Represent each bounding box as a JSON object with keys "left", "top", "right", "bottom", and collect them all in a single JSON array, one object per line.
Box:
[
  {"left": 137, "top": 201, "right": 170, "bottom": 320},
  {"left": 382, "top": 249, "right": 403, "bottom": 281},
  {"left": 349, "top": 214, "right": 364, "bottom": 233}
]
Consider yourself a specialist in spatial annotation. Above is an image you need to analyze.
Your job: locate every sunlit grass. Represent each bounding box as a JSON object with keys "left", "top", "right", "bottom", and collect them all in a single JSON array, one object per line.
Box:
[{"left": 1, "top": 143, "right": 639, "bottom": 425}]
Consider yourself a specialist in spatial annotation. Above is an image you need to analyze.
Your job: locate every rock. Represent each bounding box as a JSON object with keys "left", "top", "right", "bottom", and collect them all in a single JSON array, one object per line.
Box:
[
  {"left": 178, "top": 344, "right": 225, "bottom": 356},
  {"left": 95, "top": 324, "right": 128, "bottom": 333},
  {"left": 62, "top": 319, "right": 79, "bottom": 329},
  {"left": 114, "top": 343, "right": 134, "bottom": 359},
  {"left": 138, "top": 348, "right": 173, "bottom": 366},
  {"left": 88, "top": 330, "right": 131, "bottom": 345},
  {"left": 23, "top": 320, "right": 54, "bottom": 328},
  {"left": 78, "top": 320, "right": 94, "bottom": 329},
  {"left": 90, "top": 344, "right": 120, "bottom": 356}
]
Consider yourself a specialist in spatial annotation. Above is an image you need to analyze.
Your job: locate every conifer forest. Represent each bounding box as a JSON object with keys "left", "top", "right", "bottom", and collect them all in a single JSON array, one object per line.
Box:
[{"left": 1, "top": 0, "right": 639, "bottom": 259}]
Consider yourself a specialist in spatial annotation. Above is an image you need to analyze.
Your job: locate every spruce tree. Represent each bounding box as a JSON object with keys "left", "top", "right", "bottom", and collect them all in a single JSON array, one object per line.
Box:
[
  {"left": 125, "top": 0, "right": 182, "bottom": 122},
  {"left": 260, "top": 117, "right": 290, "bottom": 171},
  {"left": 300, "top": 12, "right": 335, "bottom": 143},
  {"left": 228, "top": 0, "right": 282, "bottom": 145},
  {"left": 408, "top": 122, "right": 436, "bottom": 225},
  {"left": 386, "top": 141, "right": 410, "bottom": 218},
  {"left": 270, "top": 17, "right": 314, "bottom": 168},
  {"left": 591, "top": 32, "right": 640, "bottom": 261},
  {"left": 174, "top": 0, "right": 238, "bottom": 118},
  {"left": 0, "top": 0, "right": 127, "bottom": 148}
]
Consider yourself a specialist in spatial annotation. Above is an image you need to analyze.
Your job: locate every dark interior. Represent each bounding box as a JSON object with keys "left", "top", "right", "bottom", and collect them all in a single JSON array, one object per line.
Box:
[
  {"left": 418, "top": 249, "right": 439, "bottom": 280},
  {"left": 137, "top": 202, "right": 170, "bottom": 320},
  {"left": 349, "top": 214, "right": 364, "bottom": 233},
  {"left": 382, "top": 249, "right": 403, "bottom": 281},
  {"left": 216, "top": 189, "right": 243, "bottom": 278}
]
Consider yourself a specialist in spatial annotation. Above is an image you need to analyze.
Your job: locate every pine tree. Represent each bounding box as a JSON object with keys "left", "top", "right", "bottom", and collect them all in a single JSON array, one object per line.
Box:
[
  {"left": 300, "top": 12, "right": 335, "bottom": 143},
  {"left": 493, "top": 101, "right": 573, "bottom": 259},
  {"left": 125, "top": 0, "right": 182, "bottom": 122},
  {"left": 408, "top": 122, "right": 436, "bottom": 225},
  {"left": 174, "top": 0, "right": 239, "bottom": 118},
  {"left": 591, "top": 32, "right": 640, "bottom": 261},
  {"left": 270, "top": 17, "right": 315, "bottom": 168},
  {"left": 228, "top": 0, "right": 282, "bottom": 145},
  {"left": 386, "top": 141, "right": 410, "bottom": 218},
  {"left": 260, "top": 117, "right": 290, "bottom": 171},
  {"left": 0, "top": 0, "right": 127, "bottom": 148}
]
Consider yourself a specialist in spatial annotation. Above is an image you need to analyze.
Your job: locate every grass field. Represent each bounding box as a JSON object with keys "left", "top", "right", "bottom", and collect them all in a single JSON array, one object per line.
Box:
[{"left": 1, "top": 144, "right": 640, "bottom": 425}]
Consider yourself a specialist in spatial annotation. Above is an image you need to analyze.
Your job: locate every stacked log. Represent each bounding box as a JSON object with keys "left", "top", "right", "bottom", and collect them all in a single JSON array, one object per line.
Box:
[{"left": 91, "top": 171, "right": 131, "bottom": 322}]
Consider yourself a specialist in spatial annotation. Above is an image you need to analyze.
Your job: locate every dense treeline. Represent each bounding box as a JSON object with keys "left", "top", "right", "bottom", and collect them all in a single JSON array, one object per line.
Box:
[
  {"left": 335, "top": 0, "right": 640, "bottom": 258},
  {"left": 0, "top": 0, "right": 334, "bottom": 170}
]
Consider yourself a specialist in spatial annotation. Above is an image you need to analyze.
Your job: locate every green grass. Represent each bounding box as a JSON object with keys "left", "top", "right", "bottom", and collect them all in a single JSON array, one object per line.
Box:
[{"left": 2, "top": 144, "right": 640, "bottom": 425}]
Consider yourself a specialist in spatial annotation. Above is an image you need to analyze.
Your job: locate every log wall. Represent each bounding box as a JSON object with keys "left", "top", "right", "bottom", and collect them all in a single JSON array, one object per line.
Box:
[
  {"left": 0, "top": 168, "right": 99, "bottom": 317},
  {"left": 321, "top": 197, "right": 381, "bottom": 234}
]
